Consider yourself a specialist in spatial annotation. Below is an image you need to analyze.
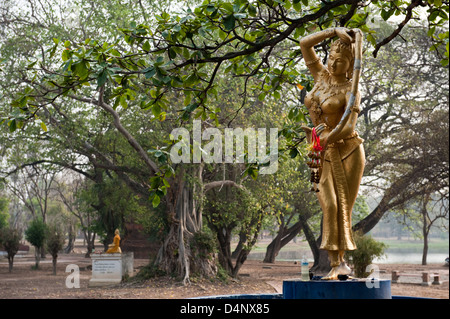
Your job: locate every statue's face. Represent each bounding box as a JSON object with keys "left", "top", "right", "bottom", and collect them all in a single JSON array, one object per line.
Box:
[{"left": 328, "top": 51, "right": 350, "bottom": 77}]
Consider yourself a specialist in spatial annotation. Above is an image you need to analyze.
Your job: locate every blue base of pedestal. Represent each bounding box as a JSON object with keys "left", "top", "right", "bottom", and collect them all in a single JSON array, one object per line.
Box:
[{"left": 283, "top": 279, "right": 391, "bottom": 299}]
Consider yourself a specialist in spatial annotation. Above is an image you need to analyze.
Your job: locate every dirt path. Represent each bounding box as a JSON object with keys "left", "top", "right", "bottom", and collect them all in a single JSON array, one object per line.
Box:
[{"left": 0, "top": 254, "right": 448, "bottom": 299}]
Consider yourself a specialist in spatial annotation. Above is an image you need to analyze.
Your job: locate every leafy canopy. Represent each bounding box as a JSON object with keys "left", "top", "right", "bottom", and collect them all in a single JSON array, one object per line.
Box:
[{"left": 3, "top": 0, "right": 448, "bottom": 131}]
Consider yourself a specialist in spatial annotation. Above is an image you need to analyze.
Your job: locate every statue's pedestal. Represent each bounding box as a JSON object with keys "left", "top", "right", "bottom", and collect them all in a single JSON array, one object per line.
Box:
[
  {"left": 283, "top": 278, "right": 391, "bottom": 299},
  {"left": 89, "top": 252, "right": 134, "bottom": 287}
]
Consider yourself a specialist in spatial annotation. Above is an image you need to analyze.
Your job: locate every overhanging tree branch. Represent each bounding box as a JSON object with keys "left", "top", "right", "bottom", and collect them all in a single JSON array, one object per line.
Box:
[
  {"left": 68, "top": 89, "right": 160, "bottom": 175},
  {"left": 171, "top": 0, "right": 361, "bottom": 70},
  {"left": 373, "top": 0, "right": 425, "bottom": 58}
]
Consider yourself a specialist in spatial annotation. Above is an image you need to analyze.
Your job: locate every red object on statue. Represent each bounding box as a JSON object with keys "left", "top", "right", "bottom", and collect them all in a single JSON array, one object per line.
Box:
[{"left": 311, "top": 127, "right": 323, "bottom": 152}]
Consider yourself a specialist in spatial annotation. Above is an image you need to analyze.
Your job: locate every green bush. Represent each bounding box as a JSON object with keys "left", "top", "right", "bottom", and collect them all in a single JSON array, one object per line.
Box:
[
  {"left": 191, "top": 231, "right": 217, "bottom": 258},
  {"left": 25, "top": 218, "right": 47, "bottom": 269},
  {"left": 0, "top": 227, "right": 21, "bottom": 272},
  {"left": 25, "top": 218, "right": 47, "bottom": 248},
  {"left": 345, "top": 232, "right": 387, "bottom": 278},
  {"left": 134, "top": 263, "right": 166, "bottom": 280}
]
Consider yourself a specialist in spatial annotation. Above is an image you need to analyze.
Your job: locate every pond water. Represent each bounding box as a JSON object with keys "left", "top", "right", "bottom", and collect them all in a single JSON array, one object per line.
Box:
[
  {"left": 374, "top": 252, "right": 448, "bottom": 264},
  {"left": 247, "top": 250, "right": 449, "bottom": 264}
]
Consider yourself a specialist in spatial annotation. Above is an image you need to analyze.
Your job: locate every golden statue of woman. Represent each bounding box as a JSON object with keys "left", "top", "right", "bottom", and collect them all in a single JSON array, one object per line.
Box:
[
  {"left": 106, "top": 229, "right": 122, "bottom": 254},
  {"left": 300, "top": 27, "right": 365, "bottom": 280}
]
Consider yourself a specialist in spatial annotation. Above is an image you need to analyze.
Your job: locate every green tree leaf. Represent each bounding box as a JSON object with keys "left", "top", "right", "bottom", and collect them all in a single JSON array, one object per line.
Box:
[
  {"left": 143, "top": 41, "right": 151, "bottom": 52},
  {"left": 97, "top": 69, "right": 108, "bottom": 88},
  {"left": 223, "top": 14, "right": 236, "bottom": 31},
  {"left": 152, "top": 194, "right": 160, "bottom": 208},
  {"left": 71, "top": 60, "right": 89, "bottom": 80}
]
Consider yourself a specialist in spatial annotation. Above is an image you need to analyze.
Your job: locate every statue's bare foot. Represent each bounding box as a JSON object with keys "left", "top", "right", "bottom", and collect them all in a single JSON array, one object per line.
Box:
[
  {"left": 322, "top": 267, "right": 339, "bottom": 280},
  {"left": 322, "top": 262, "right": 352, "bottom": 280}
]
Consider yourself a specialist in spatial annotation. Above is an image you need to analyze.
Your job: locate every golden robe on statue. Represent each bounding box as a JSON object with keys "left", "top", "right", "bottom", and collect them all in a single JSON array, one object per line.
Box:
[{"left": 319, "top": 132, "right": 364, "bottom": 252}]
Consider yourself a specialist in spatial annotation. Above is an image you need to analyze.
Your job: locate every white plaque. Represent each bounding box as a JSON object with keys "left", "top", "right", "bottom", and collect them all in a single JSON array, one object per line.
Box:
[{"left": 89, "top": 253, "right": 123, "bottom": 287}]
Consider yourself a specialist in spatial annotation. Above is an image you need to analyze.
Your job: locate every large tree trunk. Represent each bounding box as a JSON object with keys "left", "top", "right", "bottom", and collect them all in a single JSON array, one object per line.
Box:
[
  {"left": 263, "top": 221, "right": 303, "bottom": 263},
  {"left": 263, "top": 229, "right": 284, "bottom": 264},
  {"left": 216, "top": 226, "right": 234, "bottom": 273},
  {"left": 34, "top": 247, "right": 41, "bottom": 269},
  {"left": 64, "top": 223, "right": 76, "bottom": 254},
  {"left": 264, "top": 236, "right": 282, "bottom": 263},
  {"left": 231, "top": 216, "right": 263, "bottom": 278},
  {"left": 422, "top": 230, "right": 428, "bottom": 266},
  {"left": 52, "top": 255, "right": 57, "bottom": 275},
  {"left": 421, "top": 194, "right": 430, "bottom": 266},
  {"left": 154, "top": 169, "right": 217, "bottom": 284},
  {"left": 84, "top": 231, "right": 95, "bottom": 258},
  {"left": 7, "top": 254, "right": 15, "bottom": 273},
  {"left": 231, "top": 232, "right": 246, "bottom": 258},
  {"left": 231, "top": 249, "right": 249, "bottom": 278}
]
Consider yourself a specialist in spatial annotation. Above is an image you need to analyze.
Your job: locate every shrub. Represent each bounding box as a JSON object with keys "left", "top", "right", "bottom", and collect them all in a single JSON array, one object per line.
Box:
[
  {"left": 191, "top": 231, "right": 217, "bottom": 258},
  {"left": 0, "top": 227, "right": 21, "bottom": 272},
  {"left": 134, "top": 263, "right": 165, "bottom": 280},
  {"left": 25, "top": 218, "right": 47, "bottom": 269},
  {"left": 345, "top": 232, "right": 387, "bottom": 278},
  {"left": 46, "top": 224, "right": 66, "bottom": 275}
]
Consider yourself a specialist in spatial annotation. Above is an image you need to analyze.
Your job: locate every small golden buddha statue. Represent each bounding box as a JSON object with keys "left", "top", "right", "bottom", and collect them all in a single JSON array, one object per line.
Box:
[
  {"left": 106, "top": 229, "right": 122, "bottom": 254},
  {"left": 300, "top": 27, "right": 365, "bottom": 280}
]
